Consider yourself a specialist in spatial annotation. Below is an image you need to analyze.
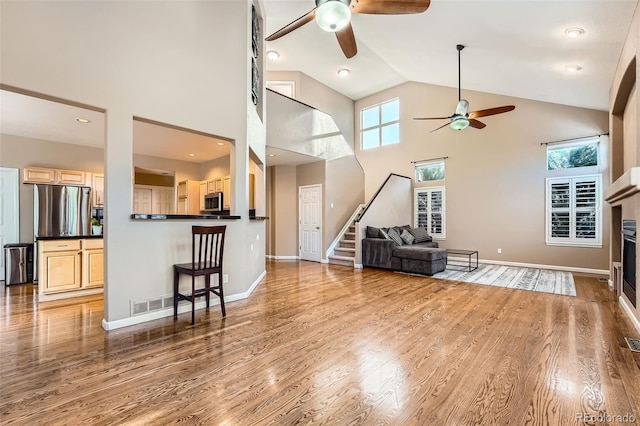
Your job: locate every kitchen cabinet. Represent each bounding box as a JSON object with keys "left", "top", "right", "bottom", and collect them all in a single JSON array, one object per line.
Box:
[
  {"left": 223, "top": 176, "right": 231, "bottom": 210},
  {"left": 177, "top": 180, "right": 201, "bottom": 214},
  {"left": 38, "top": 238, "right": 104, "bottom": 297},
  {"left": 39, "top": 240, "right": 82, "bottom": 293},
  {"left": 58, "top": 169, "right": 86, "bottom": 185},
  {"left": 23, "top": 167, "right": 88, "bottom": 185},
  {"left": 199, "top": 181, "right": 207, "bottom": 211},
  {"left": 249, "top": 173, "right": 255, "bottom": 210},
  {"left": 82, "top": 239, "right": 104, "bottom": 288},
  {"left": 92, "top": 174, "right": 104, "bottom": 207},
  {"left": 23, "top": 167, "right": 56, "bottom": 183}
]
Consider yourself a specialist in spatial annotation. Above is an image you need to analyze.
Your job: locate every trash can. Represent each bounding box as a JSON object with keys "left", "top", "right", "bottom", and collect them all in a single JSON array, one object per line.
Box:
[{"left": 4, "top": 243, "right": 34, "bottom": 285}]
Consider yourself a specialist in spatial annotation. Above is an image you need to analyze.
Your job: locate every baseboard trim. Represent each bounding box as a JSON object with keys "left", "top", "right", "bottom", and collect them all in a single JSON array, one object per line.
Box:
[
  {"left": 354, "top": 263, "right": 363, "bottom": 269},
  {"left": 266, "top": 255, "right": 299, "bottom": 261},
  {"left": 619, "top": 295, "right": 640, "bottom": 334},
  {"left": 102, "top": 270, "right": 267, "bottom": 331},
  {"left": 608, "top": 279, "right": 614, "bottom": 289},
  {"left": 476, "top": 258, "right": 609, "bottom": 276}
]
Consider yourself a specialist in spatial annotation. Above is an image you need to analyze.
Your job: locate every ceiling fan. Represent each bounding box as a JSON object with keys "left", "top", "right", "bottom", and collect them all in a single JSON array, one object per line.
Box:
[
  {"left": 414, "top": 44, "right": 515, "bottom": 132},
  {"left": 265, "top": 0, "right": 431, "bottom": 59}
]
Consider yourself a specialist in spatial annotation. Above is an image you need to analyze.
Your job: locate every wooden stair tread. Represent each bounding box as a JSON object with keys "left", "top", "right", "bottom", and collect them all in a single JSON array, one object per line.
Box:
[{"left": 328, "top": 254, "right": 355, "bottom": 261}]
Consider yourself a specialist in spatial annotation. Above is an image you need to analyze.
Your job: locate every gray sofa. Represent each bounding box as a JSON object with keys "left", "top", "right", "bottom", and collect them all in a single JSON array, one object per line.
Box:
[{"left": 362, "top": 225, "right": 447, "bottom": 276}]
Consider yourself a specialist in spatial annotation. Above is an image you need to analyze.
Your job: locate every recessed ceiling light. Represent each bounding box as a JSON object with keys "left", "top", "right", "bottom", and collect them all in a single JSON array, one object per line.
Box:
[
  {"left": 188, "top": 153, "right": 195, "bottom": 157},
  {"left": 268, "top": 153, "right": 276, "bottom": 157},
  {"left": 337, "top": 68, "right": 350, "bottom": 77},
  {"left": 266, "top": 50, "right": 280, "bottom": 60},
  {"left": 565, "top": 64, "right": 582, "bottom": 73},
  {"left": 76, "top": 118, "right": 91, "bottom": 123},
  {"left": 565, "top": 27, "right": 585, "bottom": 38},
  {"left": 216, "top": 142, "right": 225, "bottom": 146}
]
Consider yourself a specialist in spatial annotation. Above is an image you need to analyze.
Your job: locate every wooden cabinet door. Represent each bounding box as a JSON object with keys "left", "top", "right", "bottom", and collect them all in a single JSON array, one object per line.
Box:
[
  {"left": 177, "top": 197, "right": 188, "bottom": 214},
  {"left": 199, "top": 181, "right": 207, "bottom": 211},
  {"left": 92, "top": 174, "right": 104, "bottom": 207},
  {"left": 23, "top": 167, "right": 56, "bottom": 184},
  {"left": 177, "top": 181, "right": 187, "bottom": 198},
  {"left": 58, "top": 170, "right": 86, "bottom": 185},
  {"left": 223, "top": 177, "right": 231, "bottom": 209},
  {"left": 82, "top": 249, "right": 104, "bottom": 288},
  {"left": 42, "top": 250, "right": 82, "bottom": 293}
]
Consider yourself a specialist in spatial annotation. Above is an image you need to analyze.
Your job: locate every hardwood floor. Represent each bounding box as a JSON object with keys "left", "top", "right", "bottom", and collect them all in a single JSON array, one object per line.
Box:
[{"left": 1, "top": 261, "right": 639, "bottom": 425}]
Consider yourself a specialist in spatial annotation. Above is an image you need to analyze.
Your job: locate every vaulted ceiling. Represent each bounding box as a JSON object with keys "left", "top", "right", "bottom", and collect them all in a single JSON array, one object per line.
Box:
[{"left": 263, "top": 0, "right": 638, "bottom": 111}]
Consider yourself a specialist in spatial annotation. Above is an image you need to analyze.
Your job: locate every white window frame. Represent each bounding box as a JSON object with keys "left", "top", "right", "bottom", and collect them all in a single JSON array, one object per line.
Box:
[
  {"left": 414, "top": 186, "right": 446, "bottom": 240},
  {"left": 545, "top": 174, "right": 602, "bottom": 247},
  {"left": 414, "top": 159, "right": 445, "bottom": 183},
  {"left": 361, "top": 98, "right": 400, "bottom": 150}
]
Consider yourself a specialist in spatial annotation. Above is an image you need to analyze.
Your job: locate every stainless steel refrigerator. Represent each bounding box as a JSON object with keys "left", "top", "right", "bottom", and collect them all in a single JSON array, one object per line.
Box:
[{"left": 33, "top": 184, "right": 92, "bottom": 281}]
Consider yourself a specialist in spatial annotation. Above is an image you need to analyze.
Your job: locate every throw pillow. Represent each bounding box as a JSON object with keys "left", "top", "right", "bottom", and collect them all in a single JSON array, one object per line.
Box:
[
  {"left": 379, "top": 228, "right": 391, "bottom": 240},
  {"left": 400, "top": 229, "right": 415, "bottom": 245},
  {"left": 366, "top": 226, "right": 382, "bottom": 239},
  {"left": 409, "top": 226, "right": 432, "bottom": 243},
  {"left": 387, "top": 228, "right": 404, "bottom": 246}
]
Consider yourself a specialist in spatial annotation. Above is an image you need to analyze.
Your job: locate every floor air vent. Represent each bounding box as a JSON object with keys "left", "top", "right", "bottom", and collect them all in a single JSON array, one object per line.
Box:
[{"left": 625, "top": 337, "right": 640, "bottom": 353}]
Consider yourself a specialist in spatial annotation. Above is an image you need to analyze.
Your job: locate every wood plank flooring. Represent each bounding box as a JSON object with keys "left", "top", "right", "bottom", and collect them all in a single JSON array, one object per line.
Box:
[{"left": 1, "top": 261, "right": 639, "bottom": 425}]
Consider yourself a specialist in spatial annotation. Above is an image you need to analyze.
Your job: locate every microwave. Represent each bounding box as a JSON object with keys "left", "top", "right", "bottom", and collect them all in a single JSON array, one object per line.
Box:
[{"left": 204, "top": 192, "right": 223, "bottom": 211}]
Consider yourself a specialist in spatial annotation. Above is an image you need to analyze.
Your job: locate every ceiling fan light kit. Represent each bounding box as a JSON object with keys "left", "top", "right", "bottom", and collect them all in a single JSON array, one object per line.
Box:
[
  {"left": 450, "top": 117, "right": 469, "bottom": 131},
  {"left": 315, "top": 0, "right": 351, "bottom": 32}
]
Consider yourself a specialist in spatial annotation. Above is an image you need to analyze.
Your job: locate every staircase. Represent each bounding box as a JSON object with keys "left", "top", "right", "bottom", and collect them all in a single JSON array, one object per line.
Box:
[{"left": 327, "top": 204, "right": 364, "bottom": 267}]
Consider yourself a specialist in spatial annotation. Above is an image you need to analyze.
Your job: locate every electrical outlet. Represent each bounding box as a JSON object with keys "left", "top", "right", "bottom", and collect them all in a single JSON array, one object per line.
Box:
[
  {"left": 223, "top": 274, "right": 229, "bottom": 284},
  {"left": 497, "top": 248, "right": 502, "bottom": 254}
]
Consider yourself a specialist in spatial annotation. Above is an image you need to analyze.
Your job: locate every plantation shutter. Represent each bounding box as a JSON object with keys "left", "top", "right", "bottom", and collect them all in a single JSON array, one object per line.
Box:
[
  {"left": 414, "top": 187, "right": 446, "bottom": 239},
  {"left": 546, "top": 175, "right": 601, "bottom": 246}
]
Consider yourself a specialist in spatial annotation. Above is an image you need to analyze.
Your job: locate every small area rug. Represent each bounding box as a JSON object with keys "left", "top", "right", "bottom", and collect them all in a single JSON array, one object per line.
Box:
[{"left": 431, "top": 263, "right": 576, "bottom": 296}]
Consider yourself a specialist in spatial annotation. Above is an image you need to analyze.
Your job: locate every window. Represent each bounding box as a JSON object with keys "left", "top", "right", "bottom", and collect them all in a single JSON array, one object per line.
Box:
[
  {"left": 361, "top": 99, "right": 399, "bottom": 149},
  {"left": 546, "top": 175, "right": 601, "bottom": 247},
  {"left": 547, "top": 139, "right": 599, "bottom": 170},
  {"left": 415, "top": 160, "right": 445, "bottom": 182},
  {"left": 414, "top": 187, "right": 445, "bottom": 239}
]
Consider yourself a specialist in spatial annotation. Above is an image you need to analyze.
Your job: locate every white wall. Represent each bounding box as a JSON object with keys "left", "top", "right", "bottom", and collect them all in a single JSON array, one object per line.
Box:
[{"left": 1, "top": 1, "right": 266, "bottom": 327}]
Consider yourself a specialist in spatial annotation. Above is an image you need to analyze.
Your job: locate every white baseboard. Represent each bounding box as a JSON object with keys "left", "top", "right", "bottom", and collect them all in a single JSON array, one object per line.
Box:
[
  {"left": 354, "top": 263, "right": 363, "bottom": 269},
  {"left": 320, "top": 258, "right": 329, "bottom": 264},
  {"left": 619, "top": 295, "right": 640, "bottom": 334},
  {"left": 266, "top": 255, "right": 299, "bottom": 261},
  {"left": 102, "top": 270, "right": 267, "bottom": 331},
  {"left": 476, "top": 258, "right": 609, "bottom": 276},
  {"left": 608, "top": 279, "right": 614, "bottom": 289}
]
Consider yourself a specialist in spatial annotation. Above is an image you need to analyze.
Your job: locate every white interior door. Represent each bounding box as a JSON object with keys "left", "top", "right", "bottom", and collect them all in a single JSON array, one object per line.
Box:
[
  {"left": 152, "top": 187, "right": 174, "bottom": 214},
  {"left": 299, "top": 184, "right": 322, "bottom": 262},
  {"left": 133, "top": 187, "right": 152, "bottom": 214},
  {"left": 0, "top": 168, "right": 20, "bottom": 281}
]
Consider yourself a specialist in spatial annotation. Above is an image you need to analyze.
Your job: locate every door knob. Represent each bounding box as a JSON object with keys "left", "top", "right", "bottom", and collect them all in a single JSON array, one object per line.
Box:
[{"left": 316, "top": 226, "right": 320, "bottom": 229}]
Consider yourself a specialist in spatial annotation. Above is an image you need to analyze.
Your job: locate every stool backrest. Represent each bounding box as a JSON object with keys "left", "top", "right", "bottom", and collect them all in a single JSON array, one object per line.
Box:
[{"left": 192, "top": 225, "right": 226, "bottom": 271}]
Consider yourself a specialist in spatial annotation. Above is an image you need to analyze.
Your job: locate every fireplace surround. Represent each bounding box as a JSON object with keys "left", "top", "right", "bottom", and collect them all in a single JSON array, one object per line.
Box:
[{"left": 622, "top": 220, "right": 637, "bottom": 307}]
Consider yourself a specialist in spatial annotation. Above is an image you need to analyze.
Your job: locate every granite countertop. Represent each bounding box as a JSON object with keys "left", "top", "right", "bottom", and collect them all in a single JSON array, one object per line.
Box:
[
  {"left": 36, "top": 235, "right": 103, "bottom": 241},
  {"left": 131, "top": 214, "right": 241, "bottom": 220}
]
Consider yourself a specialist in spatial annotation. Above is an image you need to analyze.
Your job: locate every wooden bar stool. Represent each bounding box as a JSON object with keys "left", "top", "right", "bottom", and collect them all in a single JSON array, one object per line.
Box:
[{"left": 173, "top": 225, "right": 226, "bottom": 324}]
